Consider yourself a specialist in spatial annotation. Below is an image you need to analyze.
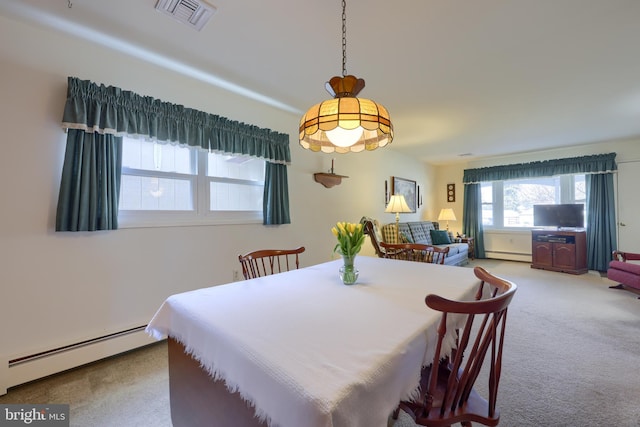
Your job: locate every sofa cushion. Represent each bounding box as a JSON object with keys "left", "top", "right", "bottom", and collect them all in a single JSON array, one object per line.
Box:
[
  {"left": 400, "top": 232, "right": 413, "bottom": 243},
  {"left": 440, "top": 243, "right": 468, "bottom": 256},
  {"left": 430, "top": 229, "right": 452, "bottom": 245},
  {"left": 408, "top": 222, "right": 431, "bottom": 245},
  {"left": 608, "top": 265, "right": 640, "bottom": 290},
  {"left": 381, "top": 223, "right": 412, "bottom": 244},
  {"left": 416, "top": 222, "right": 436, "bottom": 244},
  {"left": 609, "top": 260, "right": 640, "bottom": 275},
  {"left": 381, "top": 224, "right": 396, "bottom": 243},
  {"left": 398, "top": 223, "right": 411, "bottom": 242}
]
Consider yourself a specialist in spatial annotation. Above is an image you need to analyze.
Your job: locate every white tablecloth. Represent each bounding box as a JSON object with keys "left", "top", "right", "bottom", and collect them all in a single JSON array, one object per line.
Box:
[{"left": 146, "top": 256, "right": 480, "bottom": 427}]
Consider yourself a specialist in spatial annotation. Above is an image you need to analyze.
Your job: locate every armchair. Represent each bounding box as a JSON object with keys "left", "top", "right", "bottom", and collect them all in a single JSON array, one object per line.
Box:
[{"left": 607, "top": 250, "right": 640, "bottom": 298}]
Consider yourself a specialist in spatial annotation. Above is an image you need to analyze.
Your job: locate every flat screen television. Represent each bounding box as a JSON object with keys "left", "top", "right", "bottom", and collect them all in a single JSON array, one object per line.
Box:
[{"left": 533, "top": 204, "right": 584, "bottom": 229}]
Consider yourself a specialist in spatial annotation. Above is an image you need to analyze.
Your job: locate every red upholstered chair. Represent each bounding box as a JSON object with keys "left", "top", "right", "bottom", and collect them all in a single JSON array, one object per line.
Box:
[{"left": 607, "top": 251, "right": 640, "bottom": 298}]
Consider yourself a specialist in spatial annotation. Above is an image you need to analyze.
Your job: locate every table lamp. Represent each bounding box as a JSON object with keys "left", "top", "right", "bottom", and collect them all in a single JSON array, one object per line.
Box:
[
  {"left": 438, "top": 208, "right": 457, "bottom": 231},
  {"left": 385, "top": 194, "right": 412, "bottom": 242}
]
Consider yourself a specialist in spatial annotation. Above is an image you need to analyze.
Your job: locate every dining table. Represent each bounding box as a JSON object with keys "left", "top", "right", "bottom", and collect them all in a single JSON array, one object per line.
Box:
[{"left": 146, "top": 256, "right": 482, "bottom": 427}]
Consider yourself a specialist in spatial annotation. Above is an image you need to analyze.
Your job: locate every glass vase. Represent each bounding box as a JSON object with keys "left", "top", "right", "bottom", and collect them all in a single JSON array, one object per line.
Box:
[{"left": 339, "top": 255, "right": 359, "bottom": 285}]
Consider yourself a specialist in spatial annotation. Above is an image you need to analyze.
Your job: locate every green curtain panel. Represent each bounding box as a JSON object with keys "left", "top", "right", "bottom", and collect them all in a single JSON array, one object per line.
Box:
[
  {"left": 586, "top": 173, "right": 617, "bottom": 271},
  {"left": 462, "top": 153, "right": 617, "bottom": 183},
  {"left": 263, "top": 162, "right": 291, "bottom": 225},
  {"left": 462, "top": 183, "right": 485, "bottom": 258},
  {"left": 56, "top": 130, "right": 122, "bottom": 231},
  {"left": 57, "top": 77, "right": 292, "bottom": 229}
]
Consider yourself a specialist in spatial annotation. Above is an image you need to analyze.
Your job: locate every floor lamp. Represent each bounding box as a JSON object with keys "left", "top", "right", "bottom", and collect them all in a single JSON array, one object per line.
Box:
[{"left": 385, "top": 194, "right": 412, "bottom": 242}]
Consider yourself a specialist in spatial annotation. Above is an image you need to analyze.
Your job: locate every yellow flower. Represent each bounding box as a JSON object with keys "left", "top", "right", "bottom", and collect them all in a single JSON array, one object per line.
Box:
[{"left": 332, "top": 221, "right": 366, "bottom": 257}]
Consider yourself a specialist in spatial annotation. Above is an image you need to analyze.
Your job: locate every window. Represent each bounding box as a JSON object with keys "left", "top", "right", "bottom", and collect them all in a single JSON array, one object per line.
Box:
[
  {"left": 207, "top": 152, "right": 265, "bottom": 212},
  {"left": 481, "top": 174, "right": 585, "bottom": 229},
  {"left": 119, "top": 137, "right": 265, "bottom": 227}
]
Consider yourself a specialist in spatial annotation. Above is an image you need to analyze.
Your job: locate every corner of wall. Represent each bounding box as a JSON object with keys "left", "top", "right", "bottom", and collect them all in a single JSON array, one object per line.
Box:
[{"left": 0, "top": 355, "right": 7, "bottom": 395}]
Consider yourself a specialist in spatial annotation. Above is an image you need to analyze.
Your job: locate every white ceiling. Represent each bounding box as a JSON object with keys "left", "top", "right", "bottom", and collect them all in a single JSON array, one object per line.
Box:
[{"left": 2, "top": 0, "right": 640, "bottom": 164}]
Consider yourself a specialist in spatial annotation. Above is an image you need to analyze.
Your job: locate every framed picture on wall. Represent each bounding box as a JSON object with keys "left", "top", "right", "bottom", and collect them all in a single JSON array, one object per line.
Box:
[
  {"left": 447, "top": 183, "right": 455, "bottom": 202},
  {"left": 391, "top": 176, "right": 417, "bottom": 212}
]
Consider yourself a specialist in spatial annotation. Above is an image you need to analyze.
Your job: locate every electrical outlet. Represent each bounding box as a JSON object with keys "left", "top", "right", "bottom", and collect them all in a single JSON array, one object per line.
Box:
[{"left": 233, "top": 270, "right": 240, "bottom": 281}]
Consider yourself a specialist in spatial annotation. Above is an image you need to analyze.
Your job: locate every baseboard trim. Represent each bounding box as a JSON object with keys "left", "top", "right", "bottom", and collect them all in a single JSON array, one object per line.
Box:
[
  {"left": 1, "top": 327, "right": 156, "bottom": 395},
  {"left": 485, "top": 251, "right": 532, "bottom": 263}
]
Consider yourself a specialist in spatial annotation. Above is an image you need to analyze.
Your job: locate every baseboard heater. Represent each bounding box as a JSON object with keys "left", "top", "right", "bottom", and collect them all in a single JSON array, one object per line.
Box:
[
  {"left": 1, "top": 325, "right": 157, "bottom": 395},
  {"left": 485, "top": 250, "right": 532, "bottom": 262}
]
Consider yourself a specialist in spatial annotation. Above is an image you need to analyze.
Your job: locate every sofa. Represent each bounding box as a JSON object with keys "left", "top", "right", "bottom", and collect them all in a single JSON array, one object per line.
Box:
[
  {"left": 361, "top": 218, "right": 469, "bottom": 266},
  {"left": 607, "top": 250, "right": 640, "bottom": 298}
]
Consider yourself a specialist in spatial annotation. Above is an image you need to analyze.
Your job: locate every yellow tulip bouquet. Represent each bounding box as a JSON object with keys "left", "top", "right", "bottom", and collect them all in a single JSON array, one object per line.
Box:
[
  {"left": 331, "top": 222, "right": 365, "bottom": 285},
  {"left": 332, "top": 222, "right": 365, "bottom": 258}
]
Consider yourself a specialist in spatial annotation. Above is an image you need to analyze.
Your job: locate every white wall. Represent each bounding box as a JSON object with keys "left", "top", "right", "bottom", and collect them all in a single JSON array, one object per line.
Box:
[{"left": 0, "top": 15, "right": 433, "bottom": 386}]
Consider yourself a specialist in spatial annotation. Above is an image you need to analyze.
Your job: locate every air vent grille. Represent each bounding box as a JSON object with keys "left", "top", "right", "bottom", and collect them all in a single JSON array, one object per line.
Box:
[{"left": 155, "top": 0, "right": 217, "bottom": 31}]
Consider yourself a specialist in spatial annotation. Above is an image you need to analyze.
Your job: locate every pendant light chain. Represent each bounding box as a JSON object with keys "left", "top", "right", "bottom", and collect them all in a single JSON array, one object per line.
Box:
[
  {"left": 341, "top": 0, "right": 347, "bottom": 77},
  {"left": 298, "top": 0, "right": 393, "bottom": 153}
]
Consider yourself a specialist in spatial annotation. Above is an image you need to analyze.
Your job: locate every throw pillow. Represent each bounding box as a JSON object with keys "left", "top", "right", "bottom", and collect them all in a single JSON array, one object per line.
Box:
[
  {"left": 382, "top": 224, "right": 399, "bottom": 243},
  {"left": 430, "top": 229, "right": 451, "bottom": 245},
  {"left": 400, "top": 232, "right": 413, "bottom": 243}
]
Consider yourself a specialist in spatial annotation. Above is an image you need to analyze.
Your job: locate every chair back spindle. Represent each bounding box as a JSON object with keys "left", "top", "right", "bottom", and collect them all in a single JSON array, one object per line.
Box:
[
  {"left": 381, "top": 242, "right": 450, "bottom": 265},
  {"left": 397, "top": 266, "right": 517, "bottom": 427},
  {"left": 238, "top": 247, "right": 305, "bottom": 280}
]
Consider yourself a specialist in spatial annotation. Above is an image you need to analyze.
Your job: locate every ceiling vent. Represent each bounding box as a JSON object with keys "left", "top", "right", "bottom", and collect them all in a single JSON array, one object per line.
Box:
[{"left": 155, "top": 0, "right": 217, "bottom": 31}]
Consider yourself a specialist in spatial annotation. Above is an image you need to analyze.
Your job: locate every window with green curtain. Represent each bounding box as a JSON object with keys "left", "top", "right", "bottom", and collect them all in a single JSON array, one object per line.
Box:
[
  {"left": 56, "top": 77, "right": 292, "bottom": 231},
  {"left": 462, "top": 153, "right": 617, "bottom": 270}
]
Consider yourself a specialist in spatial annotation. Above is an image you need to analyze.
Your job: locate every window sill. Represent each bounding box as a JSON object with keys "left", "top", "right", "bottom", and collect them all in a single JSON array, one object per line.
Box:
[
  {"left": 118, "top": 211, "right": 263, "bottom": 228},
  {"left": 482, "top": 228, "right": 534, "bottom": 234}
]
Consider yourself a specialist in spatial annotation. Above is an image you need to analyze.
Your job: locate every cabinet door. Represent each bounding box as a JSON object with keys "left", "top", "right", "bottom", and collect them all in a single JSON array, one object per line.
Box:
[
  {"left": 553, "top": 244, "right": 576, "bottom": 269},
  {"left": 532, "top": 242, "right": 553, "bottom": 267}
]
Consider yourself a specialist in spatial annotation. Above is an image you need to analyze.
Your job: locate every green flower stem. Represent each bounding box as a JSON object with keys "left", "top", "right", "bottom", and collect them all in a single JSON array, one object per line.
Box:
[{"left": 340, "top": 255, "right": 358, "bottom": 285}]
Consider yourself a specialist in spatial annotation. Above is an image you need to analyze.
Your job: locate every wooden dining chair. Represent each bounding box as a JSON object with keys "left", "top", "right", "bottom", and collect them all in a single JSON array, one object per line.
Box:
[
  {"left": 362, "top": 218, "right": 387, "bottom": 258},
  {"left": 238, "top": 246, "right": 305, "bottom": 280},
  {"left": 380, "top": 242, "right": 450, "bottom": 264},
  {"left": 394, "top": 266, "right": 517, "bottom": 427}
]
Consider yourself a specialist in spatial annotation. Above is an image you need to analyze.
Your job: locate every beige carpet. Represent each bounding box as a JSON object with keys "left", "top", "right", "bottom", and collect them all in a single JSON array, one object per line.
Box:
[{"left": 1, "top": 259, "right": 639, "bottom": 426}]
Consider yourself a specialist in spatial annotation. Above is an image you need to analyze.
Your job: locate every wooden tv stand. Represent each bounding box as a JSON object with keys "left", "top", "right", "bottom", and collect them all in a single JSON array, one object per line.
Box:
[{"left": 531, "top": 229, "right": 587, "bottom": 274}]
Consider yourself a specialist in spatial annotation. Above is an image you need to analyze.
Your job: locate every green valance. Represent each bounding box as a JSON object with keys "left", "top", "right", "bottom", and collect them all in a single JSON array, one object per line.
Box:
[
  {"left": 463, "top": 153, "right": 617, "bottom": 183},
  {"left": 61, "top": 77, "right": 291, "bottom": 165}
]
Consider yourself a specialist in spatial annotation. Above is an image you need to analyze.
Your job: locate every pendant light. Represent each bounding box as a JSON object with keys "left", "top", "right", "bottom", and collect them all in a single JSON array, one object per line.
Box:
[{"left": 299, "top": 0, "right": 394, "bottom": 153}]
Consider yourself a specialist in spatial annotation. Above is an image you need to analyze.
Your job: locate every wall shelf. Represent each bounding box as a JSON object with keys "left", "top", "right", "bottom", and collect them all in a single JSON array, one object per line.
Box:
[{"left": 314, "top": 172, "right": 349, "bottom": 188}]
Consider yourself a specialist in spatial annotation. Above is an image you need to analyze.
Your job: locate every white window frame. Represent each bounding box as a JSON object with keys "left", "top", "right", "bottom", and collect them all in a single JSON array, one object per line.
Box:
[
  {"left": 118, "top": 139, "right": 264, "bottom": 228},
  {"left": 481, "top": 174, "right": 586, "bottom": 231}
]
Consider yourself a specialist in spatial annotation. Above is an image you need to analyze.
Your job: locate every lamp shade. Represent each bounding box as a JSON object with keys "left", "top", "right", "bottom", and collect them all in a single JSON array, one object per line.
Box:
[
  {"left": 438, "top": 208, "right": 457, "bottom": 221},
  {"left": 299, "top": 75, "right": 393, "bottom": 153},
  {"left": 385, "top": 194, "right": 412, "bottom": 214}
]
